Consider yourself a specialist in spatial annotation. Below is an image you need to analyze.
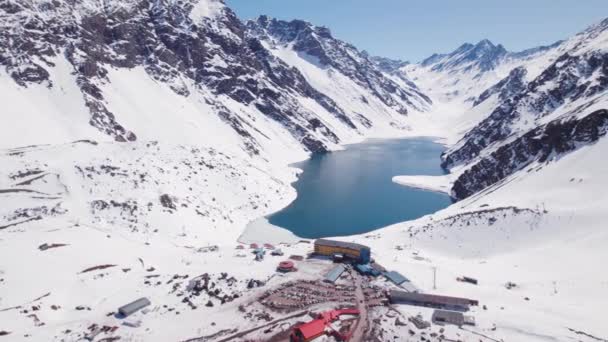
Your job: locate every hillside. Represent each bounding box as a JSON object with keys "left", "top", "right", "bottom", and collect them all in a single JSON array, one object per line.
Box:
[
  {"left": 1, "top": 0, "right": 607, "bottom": 341},
  {"left": 383, "top": 17, "right": 608, "bottom": 342},
  {"left": 0, "top": 0, "right": 433, "bottom": 340}
]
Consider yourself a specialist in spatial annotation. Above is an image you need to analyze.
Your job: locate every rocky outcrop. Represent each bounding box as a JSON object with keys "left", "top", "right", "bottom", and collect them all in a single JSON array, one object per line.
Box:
[
  {"left": 421, "top": 39, "right": 508, "bottom": 73},
  {"left": 437, "top": 18, "right": 608, "bottom": 200},
  {"left": 370, "top": 55, "right": 410, "bottom": 73},
  {"left": 474, "top": 67, "right": 528, "bottom": 106},
  {"left": 1, "top": 0, "right": 429, "bottom": 154},
  {"left": 443, "top": 50, "right": 608, "bottom": 169},
  {"left": 452, "top": 109, "right": 608, "bottom": 199},
  {"left": 246, "top": 16, "right": 431, "bottom": 115}
]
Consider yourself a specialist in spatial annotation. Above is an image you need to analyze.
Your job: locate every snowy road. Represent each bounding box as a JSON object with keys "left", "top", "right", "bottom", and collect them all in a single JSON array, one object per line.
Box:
[{"left": 351, "top": 271, "right": 370, "bottom": 341}]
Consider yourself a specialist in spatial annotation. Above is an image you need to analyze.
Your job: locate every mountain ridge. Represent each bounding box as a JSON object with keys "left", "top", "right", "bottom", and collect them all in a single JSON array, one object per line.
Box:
[{"left": 1, "top": 2, "right": 608, "bottom": 341}]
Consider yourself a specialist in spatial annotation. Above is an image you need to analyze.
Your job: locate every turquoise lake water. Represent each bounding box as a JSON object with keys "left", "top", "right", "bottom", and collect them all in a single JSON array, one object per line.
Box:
[{"left": 268, "top": 138, "right": 453, "bottom": 238}]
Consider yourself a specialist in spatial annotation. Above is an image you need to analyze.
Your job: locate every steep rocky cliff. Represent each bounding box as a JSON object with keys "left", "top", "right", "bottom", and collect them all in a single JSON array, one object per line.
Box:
[
  {"left": 440, "top": 19, "right": 608, "bottom": 199},
  {"left": 451, "top": 109, "right": 608, "bottom": 199},
  {"left": 246, "top": 16, "right": 431, "bottom": 116},
  {"left": 0, "top": 0, "right": 429, "bottom": 154}
]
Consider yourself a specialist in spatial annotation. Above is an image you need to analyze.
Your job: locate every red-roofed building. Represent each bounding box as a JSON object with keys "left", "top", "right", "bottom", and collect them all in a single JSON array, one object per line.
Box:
[
  {"left": 277, "top": 261, "right": 295, "bottom": 273},
  {"left": 290, "top": 308, "right": 360, "bottom": 342},
  {"left": 249, "top": 243, "right": 259, "bottom": 249},
  {"left": 290, "top": 319, "right": 326, "bottom": 342}
]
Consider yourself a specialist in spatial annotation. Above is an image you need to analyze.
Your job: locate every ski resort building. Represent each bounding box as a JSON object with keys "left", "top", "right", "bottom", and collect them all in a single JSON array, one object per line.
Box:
[
  {"left": 355, "top": 264, "right": 381, "bottom": 276},
  {"left": 290, "top": 309, "right": 360, "bottom": 342},
  {"left": 384, "top": 271, "right": 419, "bottom": 292},
  {"left": 324, "top": 265, "right": 346, "bottom": 283},
  {"left": 290, "top": 318, "right": 326, "bottom": 341},
  {"left": 389, "top": 290, "right": 478, "bottom": 311},
  {"left": 384, "top": 271, "right": 409, "bottom": 285},
  {"left": 400, "top": 281, "right": 420, "bottom": 293},
  {"left": 314, "top": 239, "right": 371, "bottom": 264},
  {"left": 431, "top": 309, "right": 476, "bottom": 326}
]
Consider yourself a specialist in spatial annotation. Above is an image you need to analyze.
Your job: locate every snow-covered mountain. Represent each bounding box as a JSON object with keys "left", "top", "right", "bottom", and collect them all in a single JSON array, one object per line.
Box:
[
  {"left": 1, "top": 0, "right": 430, "bottom": 154},
  {"left": 0, "top": 0, "right": 438, "bottom": 249},
  {"left": 440, "top": 18, "right": 608, "bottom": 199},
  {"left": 384, "top": 18, "right": 608, "bottom": 341},
  {"left": 0, "top": 0, "right": 440, "bottom": 247},
  {"left": 421, "top": 39, "right": 509, "bottom": 73},
  {"left": 245, "top": 15, "right": 431, "bottom": 118},
  {"left": 405, "top": 38, "right": 563, "bottom": 105},
  {"left": 397, "top": 19, "right": 608, "bottom": 201},
  {"left": 369, "top": 55, "right": 410, "bottom": 74},
  {"left": 0, "top": 1, "right": 437, "bottom": 340},
  {"left": 2, "top": 0, "right": 608, "bottom": 340}
]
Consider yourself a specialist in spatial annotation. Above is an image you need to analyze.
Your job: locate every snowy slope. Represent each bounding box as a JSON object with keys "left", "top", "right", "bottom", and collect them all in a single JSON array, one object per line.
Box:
[
  {"left": 401, "top": 39, "right": 565, "bottom": 144},
  {"left": 0, "top": 0, "right": 433, "bottom": 155},
  {"left": 245, "top": 16, "right": 432, "bottom": 135},
  {"left": 0, "top": 1, "right": 438, "bottom": 340},
  {"left": 377, "top": 18, "right": 608, "bottom": 342},
  {"left": 1, "top": 0, "right": 608, "bottom": 340},
  {"left": 441, "top": 19, "right": 608, "bottom": 199},
  {"left": 358, "top": 132, "right": 608, "bottom": 342},
  {"left": 404, "top": 39, "right": 562, "bottom": 106}
]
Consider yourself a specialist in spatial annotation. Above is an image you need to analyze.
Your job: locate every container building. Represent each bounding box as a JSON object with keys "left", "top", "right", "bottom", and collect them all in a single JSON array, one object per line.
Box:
[
  {"left": 389, "top": 290, "right": 478, "bottom": 311},
  {"left": 118, "top": 297, "right": 151, "bottom": 317},
  {"left": 431, "top": 309, "right": 476, "bottom": 326},
  {"left": 324, "top": 265, "right": 346, "bottom": 283}
]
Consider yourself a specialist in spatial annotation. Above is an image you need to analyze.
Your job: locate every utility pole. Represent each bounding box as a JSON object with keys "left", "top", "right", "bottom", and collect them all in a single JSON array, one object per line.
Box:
[{"left": 432, "top": 266, "right": 437, "bottom": 290}]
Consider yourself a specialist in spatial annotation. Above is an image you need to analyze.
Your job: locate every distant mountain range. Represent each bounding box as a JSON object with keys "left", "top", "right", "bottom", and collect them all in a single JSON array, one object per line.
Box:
[{"left": 404, "top": 20, "right": 608, "bottom": 199}]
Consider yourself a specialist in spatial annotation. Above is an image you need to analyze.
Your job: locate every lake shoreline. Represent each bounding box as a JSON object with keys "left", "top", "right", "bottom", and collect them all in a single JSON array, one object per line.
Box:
[{"left": 265, "top": 137, "right": 453, "bottom": 239}]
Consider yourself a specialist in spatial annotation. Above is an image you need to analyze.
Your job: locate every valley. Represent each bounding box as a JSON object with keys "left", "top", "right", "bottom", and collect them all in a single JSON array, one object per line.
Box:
[{"left": 0, "top": 0, "right": 607, "bottom": 341}]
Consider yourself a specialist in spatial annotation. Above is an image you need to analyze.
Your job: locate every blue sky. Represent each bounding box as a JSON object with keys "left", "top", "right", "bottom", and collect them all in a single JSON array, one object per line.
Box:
[{"left": 226, "top": 0, "right": 608, "bottom": 62}]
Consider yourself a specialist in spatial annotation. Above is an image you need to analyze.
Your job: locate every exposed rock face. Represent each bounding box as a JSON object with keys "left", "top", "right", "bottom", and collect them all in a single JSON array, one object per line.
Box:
[
  {"left": 421, "top": 39, "right": 508, "bottom": 73},
  {"left": 370, "top": 55, "right": 410, "bottom": 74},
  {"left": 474, "top": 66, "right": 528, "bottom": 106},
  {"left": 508, "top": 40, "right": 564, "bottom": 60},
  {"left": 443, "top": 50, "right": 608, "bottom": 170},
  {"left": 406, "top": 37, "right": 564, "bottom": 106},
  {"left": 439, "top": 18, "right": 608, "bottom": 200},
  {"left": 452, "top": 109, "right": 608, "bottom": 199},
  {"left": 246, "top": 16, "right": 431, "bottom": 114},
  {"left": 0, "top": 0, "right": 429, "bottom": 154},
  {"left": 420, "top": 39, "right": 562, "bottom": 76}
]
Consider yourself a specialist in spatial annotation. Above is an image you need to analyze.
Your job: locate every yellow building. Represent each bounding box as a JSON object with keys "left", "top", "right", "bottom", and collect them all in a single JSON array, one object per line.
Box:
[{"left": 314, "top": 239, "right": 371, "bottom": 264}]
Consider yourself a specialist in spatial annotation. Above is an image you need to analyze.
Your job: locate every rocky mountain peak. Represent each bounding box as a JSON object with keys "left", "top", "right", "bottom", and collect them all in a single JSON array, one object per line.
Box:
[
  {"left": 581, "top": 17, "right": 608, "bottom": 38},
  {"left": 451, "top": 39, "right": 507, "bottom": 70},
  {"left": 247, "top": 15, "right": 432, "bottom": 114},
  {"left": 249, "top": 15, "right": 326, "bottom": 44},
  {"left": 420, "top": 38, "right": 507, "bottom": 73},
  {"left": 370, "top": 55, "right": 410, "bottom": 73},
  {"left": 475, "top": 38, "right": 499, "bottom": 49}
]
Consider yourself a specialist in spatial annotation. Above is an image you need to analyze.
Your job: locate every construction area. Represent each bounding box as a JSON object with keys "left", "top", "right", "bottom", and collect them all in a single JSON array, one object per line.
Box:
[{"left": 183, "top": 238, "right": 481, "bottom": 342}]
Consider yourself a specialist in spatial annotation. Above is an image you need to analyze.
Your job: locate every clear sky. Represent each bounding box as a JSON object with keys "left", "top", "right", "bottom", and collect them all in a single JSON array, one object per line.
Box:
[{"left": 226, "top": 0, "right": 608, "bottom": 62}]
